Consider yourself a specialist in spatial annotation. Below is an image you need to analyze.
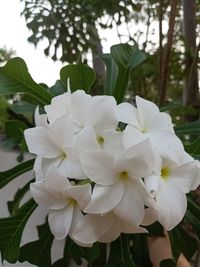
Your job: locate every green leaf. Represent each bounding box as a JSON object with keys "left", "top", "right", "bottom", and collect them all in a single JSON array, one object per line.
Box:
[
  {"left": 110, "top": 44, "right": 146, "bottom": 103},
  {"left": 0, "top": 159, "right": 34, "bottom": 189},
  {"left": 168, "top": 225, "right": 198, "bottom": 262},
  {"left": 11, "top": 101, "right": 36, "bottom": 115},
  {"left": 106, "top": 234, "right": 136, "bottom": 267},
  {"left": 160, "top": 259, "right": 176, "bottom": 267},
  {"left": 5, "top": 120, "right": 27, "bottom": 143},
  {"left": 48, "top": 80, "right": 66, "bottom": 96},
  {"left": 111, "top": 44, "right": 146, "bottom": 69},
  {"left": 8, "top": 179, "right": 34, "bottom": 215},
  {"left": 186, "top": 196, "right": 200, "bottom": 240},
  {"left": 0, "top": 199, "right": 37, "bottom": 263},
  {"left": 60, "top": 63, "right": 96, "bottom": 93},
  {"left": 19, "top": 221, "right": 54, "bottom": 267},
  {"left": 174, "top": 120, "right": 200, "bottom": 136},
  {"left": 0, "top": 57, "right": 53, "bottom": 105},
  {"left": 184, "top": 137, "right": 200, "bottom": 160},
  {"left": 130, "top": 234, "right": 152, "bottom": 267},
  {"left": 102, "top": 54, "right": 118, "bottom": 95},
  {"left": 145, "top": 221, "right": 165, "bottom": 237}
]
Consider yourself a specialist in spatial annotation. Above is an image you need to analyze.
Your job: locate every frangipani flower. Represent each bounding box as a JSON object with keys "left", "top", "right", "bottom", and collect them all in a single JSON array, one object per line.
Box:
[
  {"left": 80, "top": 140, "right": 157, "bottom": 226},
  {"left": 24, "top": 115, "right": 84, "bottom": 178},
  {"left": 75, "top": 96, "right": 123, "bottom": 154},
  {"left": 144, "top": 157, "right": 198, "bottom": 230},
  {"left": 118, "top": 96, "right": 184, "bottom": 162},
  {"left": 30, "top": 168, "right": 91, "bottom": 241}
]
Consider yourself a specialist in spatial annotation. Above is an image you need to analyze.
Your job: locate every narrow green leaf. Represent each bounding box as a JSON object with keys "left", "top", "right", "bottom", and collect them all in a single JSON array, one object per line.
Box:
[
  {"left": 168, "top": 225, "right": 198, "bottom": 262},
  {"left": 0, "top": 199, "right": 37, "bottom": 263},
  {"left": 185, "top": 210, "right": 200, "bottom": 241},
  {"left": 60, "top": 63, "right": 96, "bottom": 93},
  {"left": 19, "top": 221, "right": 54, "bottom": 267},
  {"left": 102, "top": 54, "right": 118, "bottom": 95},
  {"left": 184, "top": 137, "right": 200, "bottom": 160},
  {"left": 106, "top": 234, "right": 136, "bottom": 267},
  {"left": 130, "top": 234, "right": 153, "bottom": 267},
  {"left": 0, "top": 57, "right": 53, "bottom": 105},
  {"left": 174, "top": 120, "right": 200, "bottom": 136},
  {"left": 0, "top": 159, "right": 34, "bottom": 189},
  {"left": 8, "top": 179, "right": 34, "bottom": 215}
]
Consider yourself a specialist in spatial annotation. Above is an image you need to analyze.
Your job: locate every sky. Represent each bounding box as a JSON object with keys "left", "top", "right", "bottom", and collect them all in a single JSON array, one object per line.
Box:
[{"left": 0, "top": 1, "right": 164, "bottom": 86}]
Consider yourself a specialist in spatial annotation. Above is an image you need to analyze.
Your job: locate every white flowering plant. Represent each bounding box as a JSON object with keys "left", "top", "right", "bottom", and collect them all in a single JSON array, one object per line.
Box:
[{"left": 0, "top": 44, "right": 199, "bottom": 267}]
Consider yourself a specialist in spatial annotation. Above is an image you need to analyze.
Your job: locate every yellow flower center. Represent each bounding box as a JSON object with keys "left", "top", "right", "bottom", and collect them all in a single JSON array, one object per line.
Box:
[
  {"left": 161, "top": 167, "right": 170, "bottom": 180},
  {"left": 68, "top": 198, "right": 76, "bottom": 206},
  {"left": 59, "top": 151, "right": 67, "bottom": 160},
  {"left": 119, "top": 171, "right": 129, "bottom": 181},
  {"left": 97, "top": 136, "right": 104, "bottom": 145}
]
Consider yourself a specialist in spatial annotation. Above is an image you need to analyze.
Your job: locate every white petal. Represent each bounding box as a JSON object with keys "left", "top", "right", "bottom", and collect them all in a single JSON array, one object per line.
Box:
[
  {"left": 102, "top": 130, "right": 124, "bottom": 155},
  {"left": 149, "top": 131, "right": 184, "bottom": 163},
  {"left": 85, "top": 181, "right": 124, "bottom": 214},
  {"left": 75, "top": 125, "right": 98, "bottom": 151},
  {"left": 123, "top": 125, "right": 146, "bottom": 148},
  {"left": 117, "top": 102, "right": 140, "bottom": 128},
  {"left": 156, "top": 179, "right": 187, "bottom": 230},
  {"left": 24, "top": 127, "right": 60, "bottom": 158},
  {"left": 69, "top": 206, "right": 84, "bottom": 236},
  {"left": 136, "top": 96, "right": 159, "bottom": 128},
  {"left": 48, "top": 115, "right": 74, "bottom": 148},
  {"left": 147, "top": 112, "right": 174, "bottom": 133},
  {"left": 30, "top": 181, "right": 67, "bottom": 210},
  {"left": 99, "top": 218, "right": 121, "bottom": 242},
  {"left": 142, "top": 208, "right": 157, "bottom": 226},
  {"left": 69, "top": 90, "right": 92, "bottom": 129},
  {"left": 89, "top": 96, "right": 118, "bottom": 134},
  {"left": 48, "top": 205, "right": 74, "bottom": 239},
  {"left": 45, "top": 168, "right": 71, "bottom": 193},
  {"left": 119, "top": 139, "right": 155, "bottom": 178},
  {"left": 34, "top": 106, "right": 48, "bottom": 127},
  {"left": 72, "top": 213, "right": 114, "bottom": 245},
  {"left": 144, "top": 175, "right": 160, "bottom": 197},
  {"left": 64, "top": 183, "right": 92, "bottom": 210},
  {"left": 80, "top": 150, "right": 117, "bottom": 185},
  {"left": 170, "top": 161, "right": 198, "bottom": 193},
  {"left": 44, "top": 93, "right": 69, "bottom": 124},
  {"left": 191, "top": 161, "right": 200, "bottom": 190},
  {"left": 114, "top": 180, "right": 145, "bottom": 226},
  {"left": 121, "top": 220, "right": 148, "bottom": 234}
]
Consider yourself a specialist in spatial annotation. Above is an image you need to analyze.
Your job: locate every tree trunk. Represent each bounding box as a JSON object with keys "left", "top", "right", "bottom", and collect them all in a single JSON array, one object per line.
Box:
[
  {"left": 182, "top": 0, "right": 200, "bottom": 120},
  {"left": 159, "top": 0, "right": 177, "bottom": 105}
]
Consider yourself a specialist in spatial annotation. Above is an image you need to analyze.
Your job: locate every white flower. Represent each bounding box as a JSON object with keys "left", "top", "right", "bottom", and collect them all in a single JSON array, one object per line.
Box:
[
  {"left": 80, "top": 139, "right": 157, "bottom": 227},
  {"left": 24, "top": 115, "right": 84, "bottom": 178},
  {"left": 30, "top": 168, "right": 91, "bottom": 241},
  {"left": 118, "top": 96, "right": 184, "bottom": 162},
  {"left": 75, "top": 95, "right": 123, "bottom": 154},
  {"left": 144, "top": 157, "right": 198, "bottom": 230}
]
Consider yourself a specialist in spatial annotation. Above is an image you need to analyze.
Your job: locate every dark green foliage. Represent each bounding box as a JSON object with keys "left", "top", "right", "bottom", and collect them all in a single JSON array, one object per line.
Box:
[
  {"left": 0, "top": 159, "right": 34, "bottom": 189},
  {"left": 0, "top": 58, "right": 53, "bottom": 105},
  {"left": 0, "top": 199, "right": 37, "bottom": 263},
  {"left": 19, "top": 221, "right": 54, "bottom": 267},
  {"left": 105, "top": 234, "right": 136, "bottom": 267}
]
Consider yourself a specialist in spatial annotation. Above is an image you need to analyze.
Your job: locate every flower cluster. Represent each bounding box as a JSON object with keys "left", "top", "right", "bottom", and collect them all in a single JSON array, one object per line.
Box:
[{"left": 24, "top": 90, "right": 200, "bottom": 246}]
